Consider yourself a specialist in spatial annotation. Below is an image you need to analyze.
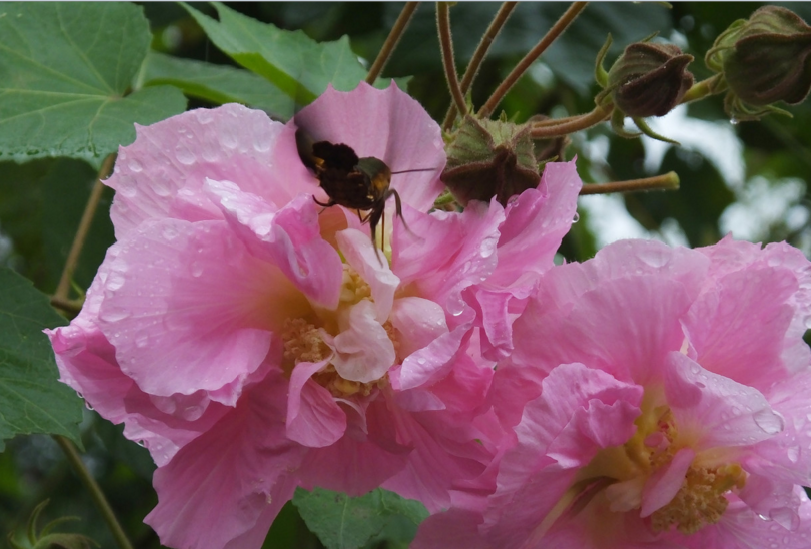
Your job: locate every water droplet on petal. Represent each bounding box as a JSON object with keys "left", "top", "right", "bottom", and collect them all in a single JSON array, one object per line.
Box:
[
  {"left": 175, "top": 146, "right": 196, "bottom": 165},
  {"left": 190, "top": 262, "right": 204, "bottom": 277},
  {"left": 753, "top": 409, "right": 785, "bottom": 435},
  {"left": 128, "top": 158, "right": 143, "bottom": 172},
  {"left": 572, "top": 212, "right": 580, "bottom": 223}
]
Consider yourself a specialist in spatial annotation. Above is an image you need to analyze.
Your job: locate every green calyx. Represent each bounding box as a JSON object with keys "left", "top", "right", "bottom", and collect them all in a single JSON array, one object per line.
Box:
[
  {"left": 707, "top": 6, "right": 811, "bottom": 121},
  {"left": 441, "top": 116, "right": 541, "bottom": 206}
]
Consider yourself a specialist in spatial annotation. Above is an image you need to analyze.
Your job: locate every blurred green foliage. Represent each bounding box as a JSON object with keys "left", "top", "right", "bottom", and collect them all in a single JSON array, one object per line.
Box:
[{"left": 2, "top": 2, "right": 811, "bottom": 549}]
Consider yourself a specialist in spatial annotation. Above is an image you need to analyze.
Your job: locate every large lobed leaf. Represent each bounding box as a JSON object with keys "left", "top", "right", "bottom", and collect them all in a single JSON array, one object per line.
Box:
[
  {"left": 293, "top": 487, "right": 429, "bottom": 549},
  {"left": 0, "top": 269, "right": 82, "bottom": 451},
  {"left": 0, "top": 2, "right": 186, "bottom": 165},
  {"left": 183, "top": 2, "right": 394, "bottom": 110}
]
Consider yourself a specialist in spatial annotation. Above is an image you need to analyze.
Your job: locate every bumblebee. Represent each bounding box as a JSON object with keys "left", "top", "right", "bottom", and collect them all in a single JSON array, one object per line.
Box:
[{"left": 296, "top": 129, "right": 433, "bottom": 256}]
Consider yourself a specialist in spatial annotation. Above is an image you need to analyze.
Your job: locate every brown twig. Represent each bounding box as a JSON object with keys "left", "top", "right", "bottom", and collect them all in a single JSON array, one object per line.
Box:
[
  {"left": 579, "top": 172, "right": 680, "bottom": 195},
  {"left": 531, "top": 104, "right": 613, "bottom": 139},
  {"left": 442, "top": 1, "right": 518, "bottom": 130},
  {"left": 478, "top": 1, "right": 588, "bottom": 118},
  {"left": 365, "top": 2, "right": 420, "bottom": 84},
  {"left": 54, "top": 153, "right": 115, "bottom": 301},
  {"left": 54, "top": 435, "right": 134, "bottom": 549},
  {"left": 437, "top": 2, "right": 468, "bottom": 119}
]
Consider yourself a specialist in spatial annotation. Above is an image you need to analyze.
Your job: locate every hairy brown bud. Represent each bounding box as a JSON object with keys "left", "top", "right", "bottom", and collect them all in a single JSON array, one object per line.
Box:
[
  {"left": 707, "top": 6, "right": 811, "bottom": 120},
  {"left": 605, "top": 41, "right": 695, "bottom": 118},
  {"left": 441, "top": 116, "right": 540, "bottom": 207}
]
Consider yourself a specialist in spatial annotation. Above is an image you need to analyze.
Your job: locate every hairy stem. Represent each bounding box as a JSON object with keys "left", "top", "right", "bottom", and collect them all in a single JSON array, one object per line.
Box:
[
  {"left": 365, "top": 2, "right": 420, "bottom": 84},
  {"left": 54, "top": 154, "right": 115, "bottom": 301},
  {"left": 437, "top": 2, "right": 468, "bottom": 120},
  {"left": 53, "top": 435, "right": 134, "bottom": 549},
  {"left": 579, "top": 172, "right": 680, "bottom": 195},
  {"left": 478, "top": 1, "right": 588, "bottom": 118},
  {"left": 442, "top": 1, "right": 518, "bottom": 130},
  {"left": 680, "top": 73, "right": 727, "bottom": 104},
  {"left": 531, "top": 103, "right": 613, "bottom": 138},
  {"left": 50, "top": 296, "right": 84, "bottom": 316}
]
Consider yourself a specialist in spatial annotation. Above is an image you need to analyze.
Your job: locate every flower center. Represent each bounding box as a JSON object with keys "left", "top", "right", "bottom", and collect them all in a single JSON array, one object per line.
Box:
[
  {"left": 574, "top": 402, "right": 746, "bottom": 537},
  {"left": 280, "top": 265, "right": 398, "bottom": 398}
]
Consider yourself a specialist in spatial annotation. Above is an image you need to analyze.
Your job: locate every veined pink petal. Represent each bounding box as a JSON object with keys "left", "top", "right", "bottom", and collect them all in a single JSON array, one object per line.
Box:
[
  {"left": 206, "top": 179, "right": 342, "bottom": 309},
  {"left": 109, "top": 104, "right": 307, "bottom": 237},
  {"left": 329, "top": 300, "right": 396, "bottom": 383},
  {"left": 145, "top": 370, "right": 306, "bottom": 549},
  {"left": 337, "top": 228, "right": 400, "bottom": 322},
  {"left": 388, "top": 297, "right": 448, "bottom": 358},
  {"left": 96, "top": 218, "right": 297, "bottom": 404},
  {"left": 292, "top": 82, "right": 446, "bottom": 212},
  {"left": 411, "top": 509, "right": 489, "bottom": 549},
  {"left": 665, "top": 352, "right": 784, "bottom": 450},
  {"left": 286, "top": 360, "right": 346, "bottom": 448}
]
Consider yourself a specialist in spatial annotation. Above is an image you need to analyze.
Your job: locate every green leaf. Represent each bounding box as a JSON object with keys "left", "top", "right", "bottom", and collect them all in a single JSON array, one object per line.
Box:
[
  {"left": 292, "top": 487, "right": 429, "bottom": 549},
  {"left": 0, "top": 2, "right": 187, "bottom": 166},
  {"left": 138, "top": 51, "right": 295, "bottom": 120},
  {"left": 0, "top": 268, "right": 83, "bottom": 451},
  {"left": 183, "top": 2, "right": 389, "bottom": 109}
]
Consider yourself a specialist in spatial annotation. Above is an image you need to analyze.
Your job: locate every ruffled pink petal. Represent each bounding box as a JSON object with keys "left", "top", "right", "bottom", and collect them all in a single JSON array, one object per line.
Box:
[
  {"left": 512, "top": 275, "right": 694, "bottom": 384},
  {"left": 286, "top": 360, "right": 346, "bottom": 448},
  {"left": 206, "top": 180, "right": 342, "bottom": 309},
  {"left": 487, "top": 159, "right": 582, "bottom": 288},
  {"left": 411, "top": 509, "right": 489, "bottom": 549},
  {"left": 428, "top": 352, "right": 494, "bottom": 414},
  {"left": 108, "top": 104, "right": 310, "bottom": 237},
  {"left": 329, "top": 300, "right": 395, "bottom": 383},
  {"left": 465, "top": 288, "right": 514, "bottom": 361},
  {"left": 292, "top": 82, "right": 445, "bottom": 212},
  {"left": 483, "top": 363, "right": 643, "bottom": 547},
  {"left": 96, "top": 218, "right": 296, "bottom": 404},
  {"left": 396, "top": 322, "right": 470, "bottom": 390},
  {"left": 392, "top": 200, "right": 505, "bottom": 317},
  {"left": 685, "top": 266, "right": 795, "bottom": 390},
  {"left": 665, "top": 352, "right": 784, "bottom": 450},
  {"left": 388, "top": 297, "right": 448, "bottom": 358},
  {"left": 145, "top": 370, "right": 307, "bottom": 549},
  {"left": 337, "top": 228, "right": 400, "bottom": 322},
  {"left": 296, "top": 398, "right": 410, "bottom": 496},
  {"left": 640, "top": 447, "right": 695, "bottom": 517}
]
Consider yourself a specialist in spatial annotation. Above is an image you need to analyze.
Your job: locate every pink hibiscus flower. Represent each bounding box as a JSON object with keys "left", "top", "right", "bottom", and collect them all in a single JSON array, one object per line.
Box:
[
  {"left": 45, "top": 80, "right": 585, "bottom": 549},
  {"left": 414, "top": 237, "right": 811, "bottom": 548}
]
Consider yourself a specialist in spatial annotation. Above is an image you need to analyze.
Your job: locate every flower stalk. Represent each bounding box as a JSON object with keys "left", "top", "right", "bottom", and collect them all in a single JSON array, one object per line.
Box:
[
  {"left": 530, "top": 103, "right": 613, "bottom": 139},
  {"left": 478, "top": 2, "right": 589, "bottom": 118},
  {"left": 442, "top": 1, "right": 518, "bottom": 130},
  {"left": 53, "top": 435, "right": 134, "bottom": 549},
  {"left": 579, "top": 171, "right": 680, "bottom": 195},
  {"left": 53, "top": 153, "right": 115, "bottom": 302},
  {"left": 365, "top": 2, "right": 420, "bottom": 84},
  {"left": 437, "top": 2, "right": 468, "bottom": 119}
]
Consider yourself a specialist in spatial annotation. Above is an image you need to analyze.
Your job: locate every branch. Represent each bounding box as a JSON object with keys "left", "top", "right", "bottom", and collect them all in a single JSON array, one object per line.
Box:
[
  {"left": 442, "top": 1, "right": 518, "bottom": 130},
  {"left": 54, "top": 435, "right": 134, "bottom": 549},
  {"left": 579, "top": 172, "right": 680, "bottom": 195},
  {"left": 54, "top": 153, "right": 116, "bottom": 301},
  {"left": 365, "top": 2, "right": 420, "bottom": 84},
  {"left": 436, "top": 2, "right": 468, "bottom": 119},
  {"left": 478, "top": 1, "right": 588, "bottom": 118}
]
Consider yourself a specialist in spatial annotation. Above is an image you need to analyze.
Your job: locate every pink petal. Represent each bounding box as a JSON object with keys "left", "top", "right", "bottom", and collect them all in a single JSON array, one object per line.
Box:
[
  {"left": 685, "top": 266, "right": 795, "bottom": 389},
  {"left": 337, "top": 228, "right": 400, "bottom": 322},
  {"left": 392, "top": 200, "right": 505, "bottom": 317},
  {"left": 286, "top": 360, "right": 346, "bottom": 448},
  {"left": 640, "top": 447, "right": 695, "bottom": 517},
  {"left": 512, "top": 275, "right": 694, "bottom": 384},
  {"left": 411, "top": 509, "right": 489, "bottom": 549},
  {"left": 206, "top": 180, "right": 343, "bottom": 309},
  {"left": 145, "top": 370, "right": 306, "bottom": 549},
  {"left": 487, "top": 159, "right": 583, "bottom": 288},
  {"left": 388, "top": 297, "right": 448, "bottom": 358},
  {"left": 397, "top": 323, "right": 470, "bottom": 390},
  {"left": 292, "top": 82, "right": 446, "bottom": 212},
  {"left": 108, "top": 104, "right": 308, "bottom": 237},
  {"left": 329, "top": 300, "right": 395, "bottom": 383},
  {"left": 665, "top": 352, "right": 784, "bottom": 450},
  {"left": 96, "top": 219, "right": 287, "bottom": 404}
]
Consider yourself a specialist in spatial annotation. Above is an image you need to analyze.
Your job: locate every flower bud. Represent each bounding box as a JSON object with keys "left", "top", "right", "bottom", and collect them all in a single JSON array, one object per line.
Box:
[
  {"left": 441, "top": 116, "right": 540, "bottom": 207},
  {"left": 706, "top": 6, "right": 811, "bottom": 120},
  {"left": 604, "top": 41, "right": 695, "bottom": 118}
]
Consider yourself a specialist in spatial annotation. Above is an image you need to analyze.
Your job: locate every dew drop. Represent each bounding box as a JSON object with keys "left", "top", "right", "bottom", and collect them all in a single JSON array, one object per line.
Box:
[
  {"left": 753, "top": 409, "right": 785, "bottom": 435},
  {"left": 787, "top": 446, "right": 800, "bottom": 463},
  {"left": 128, "top": 158, "right": 143, "bottom": 172},
  {"left": 175, "top": 146, "right": 196, "bottom": 165},
  {"left": 162, "top": 226, "right": 179, "bottom": 240},
  {"left": 190, "top": 262, "right": 204, "bottom": 277},
  {"left": 116, "top": 175, "right": 138, "bottom": 197},
  {"left": 572, "top": 212, "right": 580, "bottom": 223},
  {"left": 100, "top": 308, "right": 131, "bottom": 322}
]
